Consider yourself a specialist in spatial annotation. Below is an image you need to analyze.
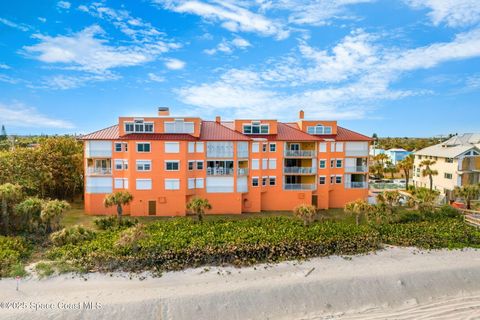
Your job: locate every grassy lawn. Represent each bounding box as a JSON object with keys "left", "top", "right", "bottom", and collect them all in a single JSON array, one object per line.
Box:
[{"left": 62, "top": 201, "right": 353, "bottom": 228}]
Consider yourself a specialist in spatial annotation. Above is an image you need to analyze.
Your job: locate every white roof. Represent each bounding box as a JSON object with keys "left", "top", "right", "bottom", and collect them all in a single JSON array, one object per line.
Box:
[
  {"left": 415, "top": 133, "right": 480, "bottom": 158},
  {"left": 442, "top": 133, "right": 480, "bottom": 147},
  {"left": 387, "top": 148, "right": 408, "bottom": 152}
]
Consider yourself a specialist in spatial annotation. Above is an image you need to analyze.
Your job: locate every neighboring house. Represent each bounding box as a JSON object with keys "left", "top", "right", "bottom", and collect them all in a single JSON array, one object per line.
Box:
[
  {"left": 412, "top": 134, "right": 480, "bottom": 201},
  {"left": 384, "top": 148, "right": 412, "bottom": 165},
  {"left": 369, "top": 147, "right": 385, "bottom": 157},
  {"left": 80, "top": 108, "right": 372, "bottom": 216}
]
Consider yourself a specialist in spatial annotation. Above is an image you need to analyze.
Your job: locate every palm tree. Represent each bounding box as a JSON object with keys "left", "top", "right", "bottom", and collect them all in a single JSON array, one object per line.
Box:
[
  {"left": 419, "top": 160, "right": 438, "bottom": 191},
  {"left": 186, "top": 197, "right": 212, "bottom": 223},
  {"left": 373, "top": 154, "right": 389, "bottom": 178},
  {"left": 104, "top": 191, "right": 133, "bottom": 221},
  {"left": 344, "top": 199, "right": 373, "bottom": 225},
  {"left": 408, "top": 187, "right": 439, "bottom": 213},
  {"left": 455, "top": 185, "right": 480, "bottom": 210},
  {"left": 384, "top": 161, "right": 398, "bottom": 179},
  {"left": 40, "top": 199, "right": 70, "bottom": 233},
  {"left": 293, "top": 203, "right": 317, "bottom": 226},
  {"left": 0, "top": 183, "right": 22, "bottom": 234},
  {"left": 377, "top": 190, "right": 401, "bottom": 215},
  {"left": 397, "top": 154, "right": 414, "bottom": 189}
]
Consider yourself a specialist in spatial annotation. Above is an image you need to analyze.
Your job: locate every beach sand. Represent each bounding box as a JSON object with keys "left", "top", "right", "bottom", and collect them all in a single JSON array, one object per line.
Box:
[{"left": 1, "top": 246, "right": 480, "bottom": 319}]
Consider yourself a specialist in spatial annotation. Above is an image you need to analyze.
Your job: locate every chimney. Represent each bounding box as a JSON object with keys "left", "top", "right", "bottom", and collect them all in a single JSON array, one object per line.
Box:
[
  {"left": 158, "top": 107, "right": 170, "bottom": 116},
  {"left": 299, "top": 110, "right": 305, "bottom": 120},
  {"left": 215, "top": 116, "right": 221, "bottom": 123}
]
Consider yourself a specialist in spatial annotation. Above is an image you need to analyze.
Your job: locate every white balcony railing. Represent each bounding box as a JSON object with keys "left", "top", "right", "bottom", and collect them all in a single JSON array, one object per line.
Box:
[
  {"left": 284, "top": 150, "right": 315, "bottom": 157},
  {"left": 237, "top": 168, "right": 249, "bottom": 176},
  {"left": 283, "top": 167, "right": 315, "bottom": 174},
  {"left": 345, "top": 166, "right": 368, "bottom": 173},
  {"left": 284, "top": 183, "right": 316, "bottom": 190},
  {"left": 207, "top": 167, "right": 234, "bottom": 176},
  {"left": 345, "top": 182, "right": 368, "bottom": 189},
  {"left": 86, "top": 167, "right": 112, "bottom": 175}
]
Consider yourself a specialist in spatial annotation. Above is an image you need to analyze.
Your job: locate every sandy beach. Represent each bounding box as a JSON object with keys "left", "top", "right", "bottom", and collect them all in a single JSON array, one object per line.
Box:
[{"left": 1, "top": 246, "right": 480, "bottom": 320}]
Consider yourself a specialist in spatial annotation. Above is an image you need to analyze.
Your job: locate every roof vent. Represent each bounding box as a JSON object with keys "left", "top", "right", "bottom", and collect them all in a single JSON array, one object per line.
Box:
[{"left": 158, "top": 107, "right": 170, "bottom": 116}]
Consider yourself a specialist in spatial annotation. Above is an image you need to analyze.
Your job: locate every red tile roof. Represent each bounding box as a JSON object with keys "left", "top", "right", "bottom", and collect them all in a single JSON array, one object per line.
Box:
[
  {"left": 200, "top": 121, "right": 251, "bottom": 141},
  {"left": 120, "top": 133, "right": 198, "bottom": 141},
  {"left": 334, "top": 126, "right": 373, "bottom": 141},
  {"left": 79, "top": 125, "right": 119, "bottom": 140}
]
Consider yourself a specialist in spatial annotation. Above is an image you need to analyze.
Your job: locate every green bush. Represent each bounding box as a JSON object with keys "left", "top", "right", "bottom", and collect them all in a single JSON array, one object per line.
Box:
[
  {"left": 93, "top": 216, "right": 138, "bottom": 230},
  {"left": 0, "top": 236, "right": 30, "bottom": 277},
  {"left": 50, "top": 225, "right": 96, "bottom": 247}
]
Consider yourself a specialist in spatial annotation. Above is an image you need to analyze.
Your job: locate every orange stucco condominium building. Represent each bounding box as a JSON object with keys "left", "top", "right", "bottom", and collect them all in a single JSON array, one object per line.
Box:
[{"left": 80, "top": 108, "right": 372, "bottom": 216}]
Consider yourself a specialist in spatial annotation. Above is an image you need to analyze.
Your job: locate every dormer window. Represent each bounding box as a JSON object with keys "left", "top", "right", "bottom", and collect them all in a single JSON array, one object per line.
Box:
[
  {"left": 307, "top": 124, "right": 332, "bottom": 135},
  {"left": 125, "top": 120, "right": 154, "bottom": 133},
  {"left": 164, "top": 119, "right": 194, "bottom": 134},
  {"left": 243, "top": 122, "right": 269, "bottom": 134}
]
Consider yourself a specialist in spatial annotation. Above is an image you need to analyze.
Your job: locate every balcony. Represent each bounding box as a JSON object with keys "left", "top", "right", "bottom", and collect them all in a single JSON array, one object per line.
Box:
[
  {"left": 283, "top": 167, "right": 315, "bottom": 174},
  {"left": 345, "top": 182, "right": 368, "bottom": 189},
  {"left": 345, "top": 166, "right": 368, "bottom": 173},
  {"left": 284, "top": 150, "right": 315, "bottom": 158},
  {"left": 237, "top": 168, "right": 249, "bottom": 176},
  {"left": 86, "top": 167, "right": 112, "bottom": 175},
  {"left": 458, "top": 156, "right": 480, "bottom": 172},
  {"left": 207, "top": 167, "right": 234, "bottom": 176},
  {"left": 284, "top": 183, "right": 316, "bottom": 190}
]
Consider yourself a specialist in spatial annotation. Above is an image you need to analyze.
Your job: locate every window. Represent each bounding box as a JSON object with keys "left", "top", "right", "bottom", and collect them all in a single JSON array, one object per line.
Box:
[
  {"left": 165, "top": 161, "right": 179, "bottom": 171},
  {"left": 114, "top": 159, "right": 128, "bottom": 170},
  {"left": 262, "top": 159, "right": 268, "bottom": 169},
  {"left": 195, "top": 178, "right": 204, "bottom": 189},
  {"left": 252, "top": 177, "right": 259, "bottom": 187},
  {"left": 289, "top": 143, "right": 300, "bottom": 151},
  {"left": 252, "top": 159, "right": 259, "bottom": 170},
  {"left": 115, "top": 143, "right": 122, "bottom": 152},
  {"left": 165, "top": 179, "right": 180, "bottom": 190},
  {"left": 444, "top": 173, "right": 453, "bottom": 179},
  {"left": 445, "top": 158, "right": 454, "bottom": 163},
  {"left": 188, "top": 142, "right": 195, "bottom": 153},
  {"left": 331, "top": 143, "right": 335, "bottom": 152},
  {"left": 319, "top": 142, "right": 327, "bottom": 153},
  {"left": 164, "top": 119, "right": 194, "bottom": 134},
  {"left": 269, "top": 143, "right": 276, "bottom": 152},
  {"left": 336, "top": 159, "right": 343, "bottom": 168},
  {"left": 136, "top": 179, "right": 152, "bottom": 190},
  {"left": 269, "top": 176, "right": 276, "bottom": 186},
  {"left": 137, "top": 143, "right": 150, "bottom": 153},
  {"left": 319, "top": 176, "right": 326, "bottom": 185},
  {"left": 262, "top": 176, "right": 267, "bottom": 186},
  {"left": 114, "top": 178, "right": 128, "bottom": 189},
  {"left": 335, "top": 143, "right": 344, "bottom": 152},
  {"left": 196, "top": 142, "right": 204, "bottom": 153},
  {"left": 188, "top": 178, "right": 195, "bottom": 189},
  {"left": 307, "top": 125, "right": 332, "bottom": 135},
  {"left": 243, "top": 122, "right": 269, "bottom": 134},
  {"left": 188, "top": 161, "right": 194, "bottom": 171},
  {"left": 262, "top": 143, "right": 267, "bottom": 152},
  {"left": 330, "top": 175, "right": 335, "bottom": 184},
  {"left": 335, "top": 175, "right": 342, "bottom": 184},
  {"left": 137, "top": 160, "right": 151, "bottom": 171},
  {"left": 319, "top": 159, "right": 326, "bottom": 169},
  {"left": 196, "top": 161, "right": 204, "bottom": 170},
  {"left": 125, "top": 120, "right": 153, "bottom": 133},
  {"left": 331, "top": 159, "right": 335, "bottom": 168},
  {"left": 252, "top": 142, "right": 260, "bottom": 153},
  {"left": 269, "top": 159, "right": 277, "bottom": 169},
  {"left": 165, "top": 142, "right": 180, "bottom": 153}
]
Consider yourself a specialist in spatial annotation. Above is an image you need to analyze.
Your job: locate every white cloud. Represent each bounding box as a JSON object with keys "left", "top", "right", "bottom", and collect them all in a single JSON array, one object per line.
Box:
[
  {"left": 177, "top": 28, "right": 480, "bottom": 120},
  {"left": 0, "top": 102, "right": 74, "bottom": 128},
  {"left": 24, "top": 25, "right": 169, "bottom": 74},
  {"left": 38, "top": 17, "right": 47, "bottom": 23},
  {"left": 148, "top": 72, "right": 165, "bottom": 82},
  {"left": 165, "top": 58, "right": 186, "bottom": 70},
  {"left": 0, "top": 63, "right": 10, "bottom": 69},
  {"left": 32, "top": 73, "right": 119, "bottom": 90},
  {"left": 157, "top": 0, "right": 289, "bottom": 39},
  {"left": 0, "top": 17, "right": 29, "bottom": 31},
  {"left": 405, "top": 0, "right": 480, "bottom": 27},
  {"left": 57, "top": 1, "right": 71, "bottom": 9},
  {"left": 0, "top": 75, "right": 20, "bottom": 84},
  {"left": 204, "top": 37, "right": 251, "bottom": 55}
]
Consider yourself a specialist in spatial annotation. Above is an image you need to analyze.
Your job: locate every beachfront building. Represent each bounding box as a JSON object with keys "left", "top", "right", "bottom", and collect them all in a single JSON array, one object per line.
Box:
[
  {"left": 384, "top": 148, "right": 412, "bottom": 165},
  {"left": 412, "top": 133, "right": 480, "bottom": 201},
  {"left": 81, "top": 109, "right": 372, "bottom": 216}
]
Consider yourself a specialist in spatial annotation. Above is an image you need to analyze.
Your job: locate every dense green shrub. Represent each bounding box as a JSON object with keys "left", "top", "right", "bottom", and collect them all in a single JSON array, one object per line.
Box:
[
  {"left": 50, "top": 225, "right": 96, "bottom": 247},
  {"left": 93, "top": 216, "right": 138, "bottom": 230},
  {"left": 0, "top": 236, "right": 30, "bottom": 277}
]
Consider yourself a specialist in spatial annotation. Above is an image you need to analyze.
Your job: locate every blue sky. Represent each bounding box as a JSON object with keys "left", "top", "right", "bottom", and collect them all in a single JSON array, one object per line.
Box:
[{"left": 0, "top": 0, "right": 479, "bottom": 137}]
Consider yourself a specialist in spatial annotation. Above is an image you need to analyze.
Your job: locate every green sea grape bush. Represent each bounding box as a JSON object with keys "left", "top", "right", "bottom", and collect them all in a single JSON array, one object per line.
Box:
[
  {"left": 93, "top": 216, "right": 138, "bottom": 230},
  {"left": 0, "top": 236, "right": 30, "bottom": 277}
]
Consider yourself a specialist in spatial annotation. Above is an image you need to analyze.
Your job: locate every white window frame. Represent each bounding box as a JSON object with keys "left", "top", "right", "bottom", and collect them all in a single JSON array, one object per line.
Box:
[
  {"left": 268, "top": 159, "right": 277, "bottom": 169},
  {"left": 114, "top": 142, "right": 123, "bottom": 152},
  {"left": 195, "top": 178, "right": 204, "bottom": 189},
  {"left": 319, "top": 176, "right": 326, "bottom": 185},
  {"left": 136, "top": 160, "right": 152, "bottom": 171},
  {"left": 269, "top": 143, "right": 276, "bottom": 152},
  {"left": 114, "top": 178, "right": 128, "bottom": 189},
  {"left": 188, "top": 160, "right": 195, "bottom": 171},
  {"left": 252, "top": 159, "right": 259, "bottom": 170},
  {"left": 136, "top": 179, "right": 152, "bottom": 190},
  {"left": 262, "top": 143, "right": 267, "bottom": 152},
  {"left": 319, "top": 142, "right": 327, "bottom": 153},
  {"left": 196, "top": 160, "right": 204, "bottom": 170},
  {"left": 252, "top": 142, "right": 260, "bottom": 153},
  {"left": 335, "top": 142, "right": 344, "bottom": 152},
  {"left": 252, "top": 176, "right": 259, "bottom": 187},
  {"left": 165, "top": 142, "right": 180, "bottom": 153},
  {"left": 188, "top": 142, "right": 195, "bottom": 153},
  {"left": 114, "top": 159, "right": 124, "bottom": 170},
  {"left": 336, "top": 159, "right": 343, "bottom": 168},
  {"left": 196, "top": 142, "right": 204, "bottom": 153},
  {"left": 319, "top": 159, "right": 326, "bottom": 169},
  {"left": 269, "top": 176, "right": 276, "bottom": 186},
  {"left": 136, "top": 142, "right": 151, "bottom": 153},
  {"left": 262, "top": 158, "right": 268, "bottom": 169},
  {"left": 165, "top": 160, "right": 180, "bottom": 171},
  {"left": 262, "top": 176, "right": 268, "bottom": 186},
  {"left": 188, "top": 178, "right": 195, "bottom": 189},
  {"left": 335, "top": 175, "right": 342, "bottom": 184},
  {"left": 165, "top": 179, "right": 180, "bottom": 190}
]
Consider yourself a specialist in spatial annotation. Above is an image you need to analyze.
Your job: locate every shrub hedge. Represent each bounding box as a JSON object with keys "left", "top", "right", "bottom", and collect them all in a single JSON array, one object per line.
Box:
[{"left": 0, "top": 236, "right": 30, "bottom": 277}]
